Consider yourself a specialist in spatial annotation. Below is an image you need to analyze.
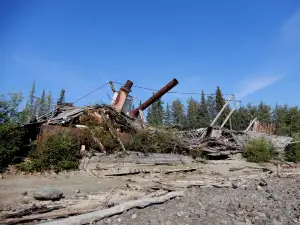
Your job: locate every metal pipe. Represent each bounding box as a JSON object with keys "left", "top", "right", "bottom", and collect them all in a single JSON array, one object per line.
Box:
[
  {"left": 114, "top": 80, "right": 133, "bottom": 112},
  {"left": 130, "top": 78, "right": 179, "bottom": 117}
]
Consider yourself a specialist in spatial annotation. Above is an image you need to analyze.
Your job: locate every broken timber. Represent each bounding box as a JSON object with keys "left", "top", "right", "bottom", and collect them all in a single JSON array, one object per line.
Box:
[{"left": 41, "top": 191, "right": 184, "bottom": 225}]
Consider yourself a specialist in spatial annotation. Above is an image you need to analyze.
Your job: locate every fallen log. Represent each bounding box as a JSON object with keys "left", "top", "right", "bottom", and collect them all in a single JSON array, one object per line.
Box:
[
  {"left": 41, "top": 191, "right": 184, "bottom": 225},
  {"left": 104, "top": 170, "right": 150, "bottom": 176},
  {"left": 1, "top": 205, "right": 64, "bottom": 219},
  {"left": 164, "top": 168, "right": 196, "bottom": 174}
]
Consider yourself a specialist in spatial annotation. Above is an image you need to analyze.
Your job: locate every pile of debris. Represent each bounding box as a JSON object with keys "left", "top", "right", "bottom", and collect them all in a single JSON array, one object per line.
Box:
[{"left": 25, "top": 78, "right": 293, "bottom": 159}]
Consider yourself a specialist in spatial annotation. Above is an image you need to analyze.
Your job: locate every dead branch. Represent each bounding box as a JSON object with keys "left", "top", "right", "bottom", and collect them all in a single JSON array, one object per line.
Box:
[{"left": 100, "top": 111, "right": 127, "bottom": 154}]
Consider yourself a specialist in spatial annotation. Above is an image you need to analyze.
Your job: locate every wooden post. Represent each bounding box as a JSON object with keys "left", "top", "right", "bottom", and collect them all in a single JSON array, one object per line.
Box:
[
  {"left": 209, "top": 95, "right": 234, "bottom": 127},
  {"left": 244, "top": 117, "right": 257, "bottom": 132},
  {"left": 220, "top": 101, "right": 240, "bottom": 129}
]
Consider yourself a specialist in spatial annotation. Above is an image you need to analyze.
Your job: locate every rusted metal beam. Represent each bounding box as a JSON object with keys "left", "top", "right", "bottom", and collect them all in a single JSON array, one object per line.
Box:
[{"left": 130, "top": 78, "right": 179, "bottom": 117}]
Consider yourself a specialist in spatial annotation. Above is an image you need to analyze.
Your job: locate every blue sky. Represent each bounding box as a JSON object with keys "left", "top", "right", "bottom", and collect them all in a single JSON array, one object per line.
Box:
[{"left": 1, "top": 0, "right": 300, "bottom": 108}]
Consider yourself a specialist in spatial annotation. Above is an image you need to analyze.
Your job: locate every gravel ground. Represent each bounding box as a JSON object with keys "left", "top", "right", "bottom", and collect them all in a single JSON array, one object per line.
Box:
[{"left": 97, "top": 175, "right": 300, "bottom": 225}]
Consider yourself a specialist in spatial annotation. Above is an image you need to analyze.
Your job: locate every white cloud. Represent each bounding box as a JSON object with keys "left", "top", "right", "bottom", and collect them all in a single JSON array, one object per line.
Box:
[
  {"left": 235, "top": 75, "right": 283, "bottom": 99},
  {"left": 282, "top": 10, "right": 300, "bottom": 45}
]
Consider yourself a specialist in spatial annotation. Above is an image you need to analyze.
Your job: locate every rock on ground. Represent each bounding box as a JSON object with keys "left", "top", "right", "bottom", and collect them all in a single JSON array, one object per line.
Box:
[{"left": 33, "top": 187, "right": 64, "bottom": 201}]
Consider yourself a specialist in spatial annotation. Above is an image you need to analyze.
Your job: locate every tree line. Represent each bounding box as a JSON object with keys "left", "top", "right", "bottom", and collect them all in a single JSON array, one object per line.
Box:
[
  {"left": 0, "top": 82, "right": 66, "bottom": 124},
  {"left": 2, "top": 83, "right": 300, "bottom": 138},
  {"left": 146, "top": 86, "right": 300, "bottom": 137}
]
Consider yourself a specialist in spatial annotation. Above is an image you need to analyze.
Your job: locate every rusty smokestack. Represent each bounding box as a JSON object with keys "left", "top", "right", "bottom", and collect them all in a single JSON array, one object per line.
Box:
[
  {"left": 114, "top": 80, "right": 133, "bottom": 112},
  {"left": 130, "top": 78, "right": 178, "bottom": 117}
]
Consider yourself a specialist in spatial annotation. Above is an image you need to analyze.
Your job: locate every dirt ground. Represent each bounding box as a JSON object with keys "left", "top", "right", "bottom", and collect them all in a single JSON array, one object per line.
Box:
[{"left": 1, "top": 153, "right": 299, "bottom": 224}]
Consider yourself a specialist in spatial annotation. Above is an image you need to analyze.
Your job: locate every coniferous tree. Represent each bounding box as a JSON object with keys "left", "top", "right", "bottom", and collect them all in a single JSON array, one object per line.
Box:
[
  {"left": 45, "top": 91, "right": 53, "bottom": 113},
  {"left": 146, "top": 104, "right": 154, "bottom": 125},
  {"left": 38, "top": 89, "right": 47, "bottom": 116},
  {"left": 231, "top": 105, "right": 252, "bottom": 131},
  {"left": 164, "top": 102, "right": 172, "bottom": 126},
  {"left": 25, "top": 82, "right": 36, "bottom": 114},
  {"left": 257, "top": 101, "right": 272, "bottom": 122},
  {"left": 197, "top": 90, "right": 210, "bottom": 127},
  {"left": 57, "top": 89, "right": 65, "bottom": 105},
  {"left": 150, "top": 98, "right": 164, "bottom": 126},
  {"left": 215, "top": 86, "right": 226, "bottom": 113},
  {"left": 215, "top": 86, "right": 230, "bottom": 126},
  {"left": 206, "top": 95, "right": 216, "bottom": 122},
  {"left": 171, "top": 99, "right": 186, "bottom": 128},
  {"left": 187, "top": 97, "right": 198, "bottom": 129}
]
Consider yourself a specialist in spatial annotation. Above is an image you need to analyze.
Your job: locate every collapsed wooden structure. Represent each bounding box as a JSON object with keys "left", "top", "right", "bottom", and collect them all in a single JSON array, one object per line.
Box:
[{"left": 25, "top": 78, "right": 292, "bottom": 158}]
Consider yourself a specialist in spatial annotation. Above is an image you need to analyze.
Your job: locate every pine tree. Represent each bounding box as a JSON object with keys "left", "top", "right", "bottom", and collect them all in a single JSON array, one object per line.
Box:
[
  {"left": 25, "top": 81, "right": 36, "bottom": 114},
  {"left": 215, "top": 86, "right": 230, "bottom": 126},
  {"left": 38, "top": 89, "right": 47, "bottom": 116},
  {"left": 57, "top": 89, "right": 65, "bottom": 105},
  {"left": 197, "top": 90, "right": 210, "bottom": 127},
  {"left": 257, "top": 101, "right": 272, "bottom": 122},
  {"left": 206, "top": 95, "right": 216, "bottom": 122},
  {"left": 146, "top": 104, "right": 154, "bottom": 125},
  {"left": 46, "top": 91, "right": 53, "bottom": 113},
  {"left": 187, "top": 97, "right": 198, "bottom": 129},
  {"left": 164, "top": 102, "right": 172, "bottom": 126},
  {"left": 171, "top": 99, "right": 186, "bottom": 128},
  {"left": 150, "top": 98, "right": 164, "bottom": 127},
  {"left": 215, "top": 86, "right": 226, "bottom": 113}
]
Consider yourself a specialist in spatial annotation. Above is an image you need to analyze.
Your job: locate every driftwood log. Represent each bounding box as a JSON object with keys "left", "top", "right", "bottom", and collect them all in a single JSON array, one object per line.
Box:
[{"left": 42, "top": 191, "right": 184, "bottom": 225}]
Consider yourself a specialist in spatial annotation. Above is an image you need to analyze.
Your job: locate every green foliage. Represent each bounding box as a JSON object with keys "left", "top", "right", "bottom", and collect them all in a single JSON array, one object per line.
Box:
[
  {"left": 215, "top": 86, "right": 230, "bottom": 127},
  {"left": 171, "top": 99, "right": 186, "bottom": 128},
  {"left": 46, "top": 91, "right": 53, "bottom": 113},
  {"left": 39, "top": 89, "right": 47, "bottom": 117},
  {"left": 206, "top": 95, "right": 217, "bottom": 122},
  {"left": 243, "top": 138, "right": 273, "bottom": 163},
  {"left": 197, "top": 90, "right": 210, "bottom": 127},
  {"left": 285, "top": 133, "right": 300, "bottom": 163},
  {"left": 128, "top": 129, "right": 189, "bottom": 154},
  {"left": 25, "top": 81, "right": 36, "bottom": 115},
  {"left": 187, "top": 97, "right": 198, "bottom": 129},
  {"left": 164, "top": 103, "right": 172, "bottom": 126},
  {"left": 190, "top": 147, "right": 204, "bottom": 159},
  {"left": 147, "top": 97, "right": 164, "bottom": 127},
  {"left": 0, "top": 91, "right": 24, "bottom": 123},
  {"left": 18, "top": 131, "right": 81, "bottom": 173},
  {"left": 57, "top": 89, "right": 65, "bottom": 105},
  {"left": 0, "top": 124, "right": 32, "bottom": 172}
]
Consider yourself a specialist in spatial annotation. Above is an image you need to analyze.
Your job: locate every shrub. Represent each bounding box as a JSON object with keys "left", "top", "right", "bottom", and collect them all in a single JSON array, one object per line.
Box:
[
  {"left": 18, "top": 131, "right": 81, "bottom": 173},
  {"left": 128, "top": 129, "right": 189, "bottom": 155},
  {"left": 0, "top": 124, "right": 32, "bottom": 172},
  {"left": 285, "top": 133, "right": 300, "bottom": 163},
  {"left": 243, "top": 138, "right": 273, "bottom": 163}
]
